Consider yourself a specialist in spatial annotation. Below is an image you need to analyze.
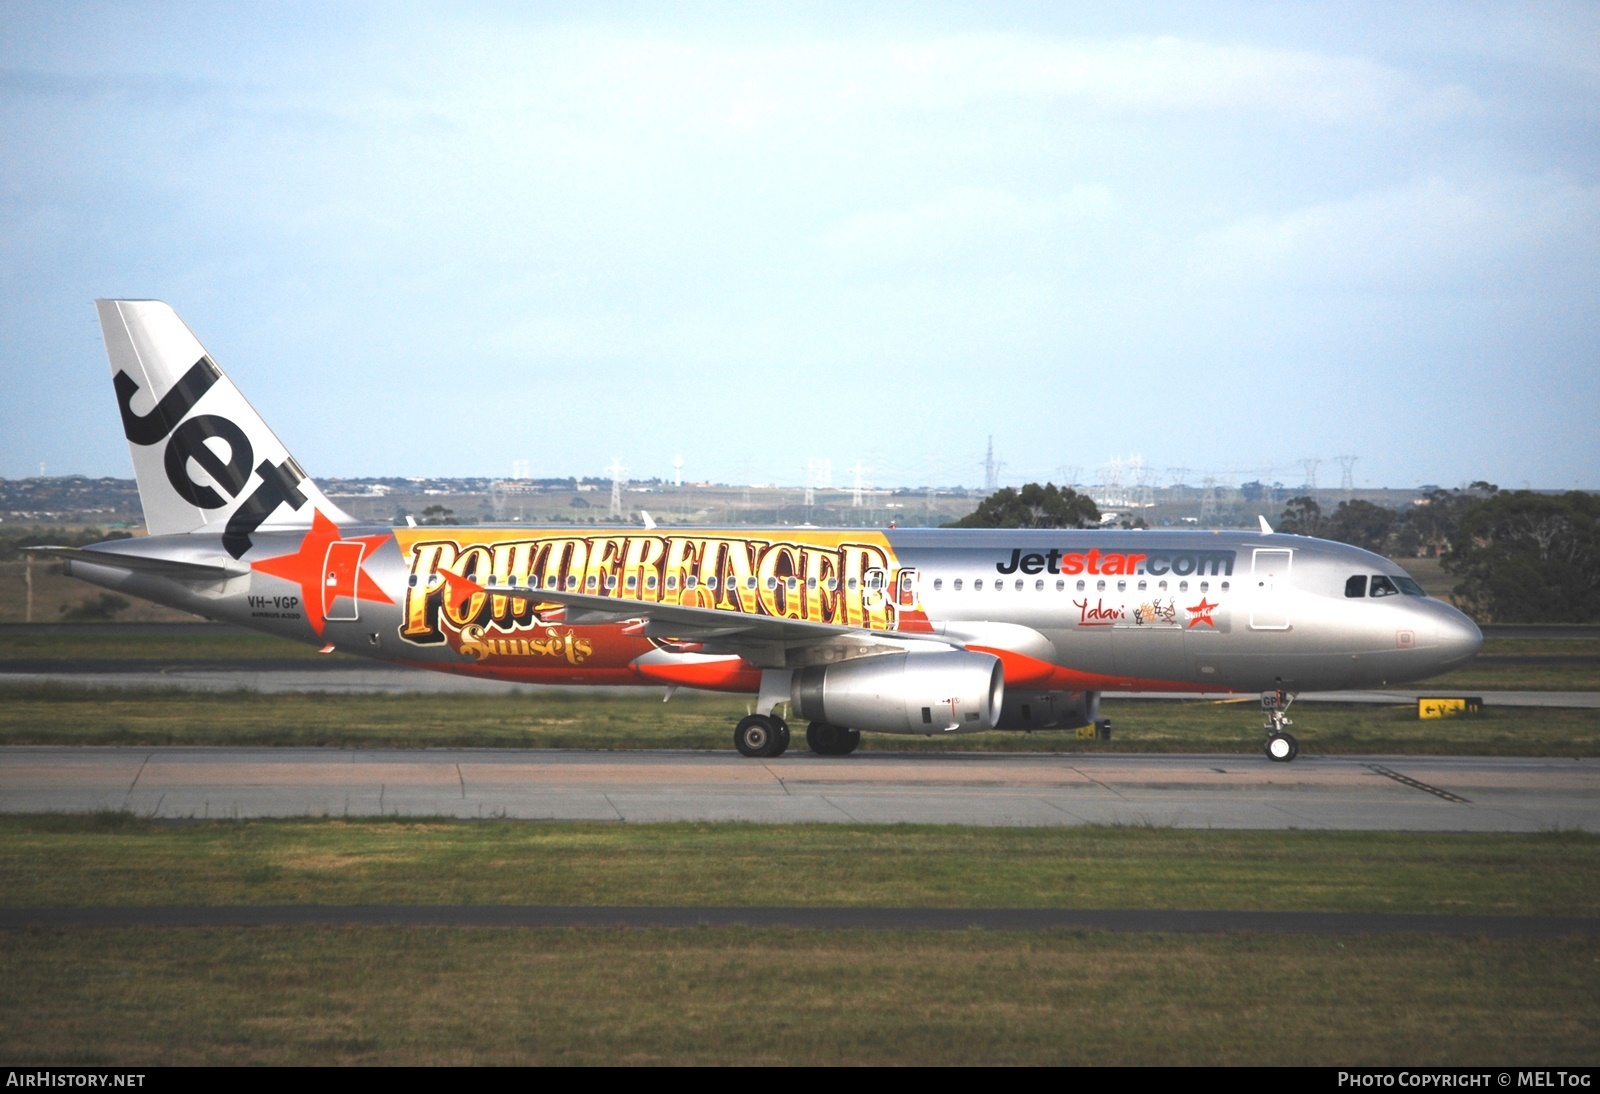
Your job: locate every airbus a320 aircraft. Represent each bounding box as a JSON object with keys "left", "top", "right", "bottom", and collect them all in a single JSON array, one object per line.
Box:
[{"left": 43, "top": 301, "right": 1483, "bottom": 762}]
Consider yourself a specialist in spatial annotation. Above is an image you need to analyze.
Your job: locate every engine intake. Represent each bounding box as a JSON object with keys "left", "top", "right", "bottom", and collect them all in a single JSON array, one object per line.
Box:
[{"left": 790, "top": 651, "right": 1005, "bottom": 734}]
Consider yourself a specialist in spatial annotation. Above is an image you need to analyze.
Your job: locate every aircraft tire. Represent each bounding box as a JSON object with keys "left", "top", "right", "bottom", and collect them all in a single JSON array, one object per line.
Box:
[
  {"left": 806, "top": 721, "right": 861, "bottom": 756},
  {"left": 770, "top": 716, "right": 791, "bottom": 758},
  {"left": 1265, "top": 731, "right": 1299, "bottom": 763},
  {"left": 735, "top": 715, "right": 781, "bottom": 758}
]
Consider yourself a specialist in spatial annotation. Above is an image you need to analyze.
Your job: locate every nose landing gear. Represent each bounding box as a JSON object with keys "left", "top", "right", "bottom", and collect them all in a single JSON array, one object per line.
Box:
[{"left": 1262, "top": 690, "right": 1299, "bottom": 762}]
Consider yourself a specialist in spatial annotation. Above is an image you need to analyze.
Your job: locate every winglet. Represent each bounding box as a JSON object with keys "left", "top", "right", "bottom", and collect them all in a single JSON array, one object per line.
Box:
[
  {"left": 640, "top": 510, "right": 658, "bottom": 529},
  {"left": 1258, "top": 515, "right": 1274, "bottom": 535}
]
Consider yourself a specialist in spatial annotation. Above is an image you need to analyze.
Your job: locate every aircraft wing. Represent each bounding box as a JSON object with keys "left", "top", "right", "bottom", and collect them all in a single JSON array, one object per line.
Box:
[
  {"left": 447, "top": 577, "right": 953, "bottom": 657},
  {"left": 28, "top": 545, "right": 247, "bottom": 582}
]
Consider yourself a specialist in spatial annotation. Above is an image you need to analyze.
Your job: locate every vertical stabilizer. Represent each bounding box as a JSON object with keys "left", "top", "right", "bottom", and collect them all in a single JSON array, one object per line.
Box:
[{"left": 97, "top": 299, "right": 352, "bottom": 557}]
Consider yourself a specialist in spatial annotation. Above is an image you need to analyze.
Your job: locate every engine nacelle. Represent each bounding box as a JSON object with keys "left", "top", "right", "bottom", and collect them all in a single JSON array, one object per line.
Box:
[{"left": 790, "top": 651, "right": 1005, "bottom": 735}]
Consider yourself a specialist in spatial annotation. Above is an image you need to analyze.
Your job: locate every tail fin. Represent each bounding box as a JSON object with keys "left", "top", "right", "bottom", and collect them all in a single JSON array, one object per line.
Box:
[{"left": 96, "top": 299, "right": 352, "bottom": 558}]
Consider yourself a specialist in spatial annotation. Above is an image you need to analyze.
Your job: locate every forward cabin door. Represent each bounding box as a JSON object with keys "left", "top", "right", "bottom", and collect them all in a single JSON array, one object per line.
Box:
[
  {"left": 323, "top": 541, "right": 366, "bottom": 622},
  {"left": 1249, "top": 548, "right": 1292, "bottom": 630}
]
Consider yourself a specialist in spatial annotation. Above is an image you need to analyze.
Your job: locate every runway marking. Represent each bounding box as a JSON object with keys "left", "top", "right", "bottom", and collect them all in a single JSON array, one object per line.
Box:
[
  {"left": 758, "top": 761, "right": 792, "bottom": 795},
  {"left": 1365, "top": 765, "right": 1471, "bottom": 804},
  {"left": 2, "top": 905, "right": 1594, "bottom": 936},
  {"left": 125, "top": 753, "right": 152, "bottom": 798},
  {"left": 1069, "top": 767, "right": 1127, "bottom": 799},
  {"left": 819, "top": 796, "right": 859, "bottom": 822},
  {"left": 455, "top": 763, "right": 466, "bottom": 799},
  {"left": 601, "top": 792, "right": 624, "bottom": 821}
]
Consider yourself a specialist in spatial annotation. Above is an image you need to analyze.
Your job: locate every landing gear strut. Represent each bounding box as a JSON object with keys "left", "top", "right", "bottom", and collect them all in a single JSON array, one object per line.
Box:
[
  {"left": 806, "top": 721, "right": 861, "bottom": 756},
  {"left": 1262, "top": 690, "right": 1299, "bottom": 762},
  {"left": 734, "top": 713, "right": 790, "bottom": 758}
]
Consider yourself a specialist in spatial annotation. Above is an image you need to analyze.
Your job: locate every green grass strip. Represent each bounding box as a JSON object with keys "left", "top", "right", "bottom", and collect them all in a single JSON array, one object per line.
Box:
[
  {"left": 3, "top": 818, "right": 1597, "bottom": 916},
  {"left": 2, "top": 928, "right": 1595, "bottom": 1064}
]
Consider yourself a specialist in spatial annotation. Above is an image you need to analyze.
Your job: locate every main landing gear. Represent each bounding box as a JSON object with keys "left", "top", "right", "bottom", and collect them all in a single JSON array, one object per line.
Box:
[
  {"left": 1262, "top": 690, "right": 1299, "bottom": 762},
  {"left": 734, "top": 714, "right": 790, "bottom": 758},
  {"left": 806, "top": 721, "right": 861, "bottom": 756}
]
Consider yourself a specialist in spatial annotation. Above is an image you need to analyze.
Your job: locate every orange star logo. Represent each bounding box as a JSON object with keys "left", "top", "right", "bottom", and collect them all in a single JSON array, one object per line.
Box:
[
  {"left": 250, "top": 510, "right": 394, "bottom": 636},
  {"left": 1185, "top": 597, "right": 1219, "bottom": 629}
]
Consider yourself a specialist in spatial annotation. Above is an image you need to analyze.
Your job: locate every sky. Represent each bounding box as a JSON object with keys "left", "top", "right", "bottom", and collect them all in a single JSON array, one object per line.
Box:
[{"left": 2, "top": 1, "right": 1597, "bottom": 493}]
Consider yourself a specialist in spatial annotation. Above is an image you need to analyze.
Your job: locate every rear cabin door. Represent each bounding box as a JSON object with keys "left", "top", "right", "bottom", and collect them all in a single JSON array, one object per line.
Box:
[
  {"left": 1249, "top": 548, "right": 1292, "bottom": 630},
  {"left": 323, "top": 541, "right": 366, "bottom": 622}
]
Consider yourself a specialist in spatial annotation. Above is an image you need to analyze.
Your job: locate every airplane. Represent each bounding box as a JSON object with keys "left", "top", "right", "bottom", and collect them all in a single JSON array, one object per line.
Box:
[{"left": 40, "top": 300, "right": 1484, "bottom": 763}]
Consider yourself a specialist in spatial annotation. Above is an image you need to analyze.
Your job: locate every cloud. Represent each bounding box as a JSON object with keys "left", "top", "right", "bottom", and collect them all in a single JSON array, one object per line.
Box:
[
  {"left": 1190, "top": 173, "right": 1600, "bottom": 293},
  {"left": 813, "top": 184, "right": 1119, "bottom": 268}
]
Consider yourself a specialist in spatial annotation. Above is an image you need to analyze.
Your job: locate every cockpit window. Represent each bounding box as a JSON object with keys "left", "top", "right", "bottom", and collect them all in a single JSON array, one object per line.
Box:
[
  {"left": 1345, "top": 575, "right": 1367, "bottom": 599},
  {"left": 1393, "top": 575, "right": 1426, "bottom": 597},
  {"left": 1369, "top": 575, "right": 1400, "bottom": 598}
]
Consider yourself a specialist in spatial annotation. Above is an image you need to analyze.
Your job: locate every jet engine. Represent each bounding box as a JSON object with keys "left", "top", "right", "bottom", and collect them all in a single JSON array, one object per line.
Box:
[{"left": 790, "top": 651, "right": 1004, "bottom": 734}]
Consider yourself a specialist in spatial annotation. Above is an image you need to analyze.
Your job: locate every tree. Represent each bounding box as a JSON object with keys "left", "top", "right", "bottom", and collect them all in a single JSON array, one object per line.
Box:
[
  {"left": 1403, "top": 482, "right": 1497, "bottom": 559},
  {"left": 1444, "top": 490, "right": 1600, "bottom": 623},
  {"left": 60, "top": 593, "right": 130, "bottom": 621},
  {"left": 1323, "top": 499, "right": 1398, "bottom": 554},
  {"left": 946, "top": 483, "right": 1101, "bottom": 529},
  {"left": 1277, "top": 496, "right": 1323, "bottom": 537}
]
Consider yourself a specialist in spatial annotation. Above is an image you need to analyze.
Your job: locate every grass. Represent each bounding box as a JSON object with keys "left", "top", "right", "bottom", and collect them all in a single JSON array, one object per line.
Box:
[
  {"left": 3, "top": 928, "right": 1595, "bottom": 1065},
  {"left": 3, "top": 817, "right": 1597, "bottom": 915},
  {"left": 3, "top": 820, "right": 1597, "bottom": 1063},
  {"left": 1, "top": 683, "right": 1596, "bottom": 755},
  {"left": 0, "top": 630, "right": 344, "bottom": 662}
]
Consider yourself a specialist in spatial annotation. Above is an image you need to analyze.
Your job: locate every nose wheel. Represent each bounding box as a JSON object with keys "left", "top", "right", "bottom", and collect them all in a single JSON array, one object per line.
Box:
[
  {"left": 1261, "top": 690, "right": 1299, "bottom": 763},
  {"left": 734, "top": 714, "right": 790, "bottom": 758},
  {"left": 1265, "top": 731, "right": 1299, "bottom": 762}
]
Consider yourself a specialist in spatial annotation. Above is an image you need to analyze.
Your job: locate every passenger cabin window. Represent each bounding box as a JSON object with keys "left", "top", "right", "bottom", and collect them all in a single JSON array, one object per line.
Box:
[
  {"left": 1345, "top": 575, "right": 1368, "bottom": 598},
  {"left": 1179, "top": 580, "right": 1189, "bottom": 592},
  {"left": 1035, "top": 579, "right": 1044, "bottom": 591},
  {"left": 974, "top": 579, "right": 984, "bottom": 591},
  {"left": 1014, "top": 578, "right": 1023, "bottom": 591},
  {"left": 933, "top": 578, "right": 943, "bottom": 591},
  {"left": 954, "top": 578, "right": 963, "bottom": 591},
  {"left": 1076, "top": 580, "right": 1086, "bottom": 592},
  {"left": 1369, "top": 575, "right": 1400, "bottom": 598},
  {"left": 1056, "top": 579, "right": 1065, "bottom": 591}
]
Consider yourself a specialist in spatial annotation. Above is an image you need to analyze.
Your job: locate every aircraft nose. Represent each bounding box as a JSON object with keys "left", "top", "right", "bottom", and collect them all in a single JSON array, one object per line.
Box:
[{"left": 1435, "top": 606, "right": 1483, "bottom": 670}]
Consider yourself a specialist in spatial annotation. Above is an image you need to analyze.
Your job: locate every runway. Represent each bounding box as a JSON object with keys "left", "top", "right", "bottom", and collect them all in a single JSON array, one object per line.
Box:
[{"left": 3, "top": 747, "right": 1594, "bottom": 831}]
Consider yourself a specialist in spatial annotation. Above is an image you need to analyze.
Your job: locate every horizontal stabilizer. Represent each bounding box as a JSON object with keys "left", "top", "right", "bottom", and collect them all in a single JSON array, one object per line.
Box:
[{"left": 28, "top": 545, "right": 247, "bottom": 582}]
